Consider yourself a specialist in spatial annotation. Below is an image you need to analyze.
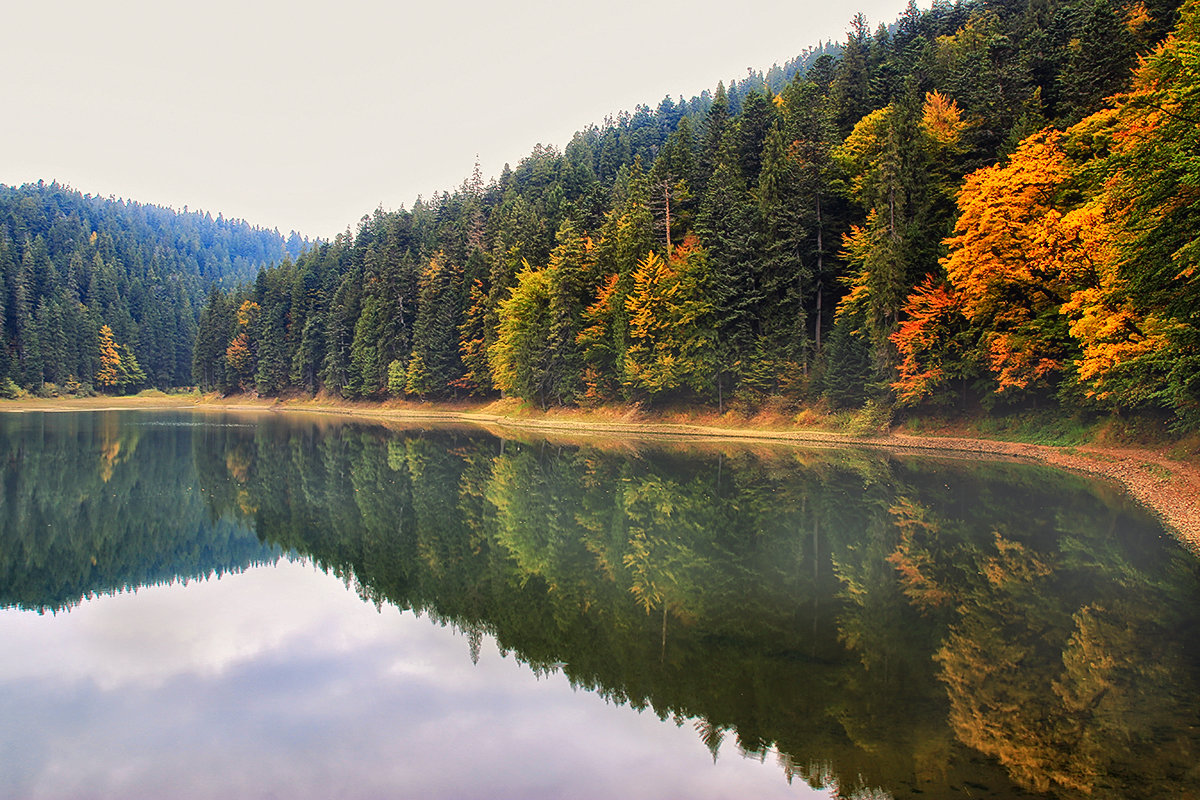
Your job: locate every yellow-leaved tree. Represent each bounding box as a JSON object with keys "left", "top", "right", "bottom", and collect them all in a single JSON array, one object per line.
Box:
[
  {"left": 95, "top": 324, "right": 147, "bottom": 395},
  {"left": 941, "top": 129, "right": 1075, "bottom": 395},
  {"left": 95, "top": 325, "right": 121, "bottom": 391},
  {"left": 622, "top": 235, "right": 715, "bottom": 400}
]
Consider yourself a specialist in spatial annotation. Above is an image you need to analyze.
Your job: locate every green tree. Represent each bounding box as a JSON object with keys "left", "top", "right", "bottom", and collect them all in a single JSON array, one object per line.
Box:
[
  {"left": 253, "top": 262, "right": 294, "bottom": 395},
  {"left": 409, "top": 252, "right": 466, "bottom": 397},
  {"left": 820, "top": 309, "right": 874, "bottom": 409},
  {"left": 696, "top": 142, "right": 763, "bottom": 409},
  {"left": 489, "top": 263, "right": 554, "bottom": 407}
]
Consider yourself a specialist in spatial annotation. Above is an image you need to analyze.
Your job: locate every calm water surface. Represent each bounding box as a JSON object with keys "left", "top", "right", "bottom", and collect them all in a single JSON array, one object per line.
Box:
[{"left": 1, "top": 410, "right": 1198, "bottom": 799}]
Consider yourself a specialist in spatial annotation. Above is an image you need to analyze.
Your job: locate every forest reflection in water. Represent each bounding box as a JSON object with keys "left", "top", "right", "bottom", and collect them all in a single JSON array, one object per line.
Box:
[{"left": 2, "top": 410, "right": 1199, "bottom": 799}]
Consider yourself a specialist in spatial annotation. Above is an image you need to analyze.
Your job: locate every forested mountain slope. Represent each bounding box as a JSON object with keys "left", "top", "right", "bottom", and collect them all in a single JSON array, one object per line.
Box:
[
  {"left": 186, "top": 0, "right": 1195, "bottom": 430},
  {"left": 0, "top": 182, "right": 307, "bottom": 393}
]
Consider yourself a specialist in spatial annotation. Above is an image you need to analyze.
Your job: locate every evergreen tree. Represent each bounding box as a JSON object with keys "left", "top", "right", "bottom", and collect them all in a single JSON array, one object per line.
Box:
[
  {"left": 321, "top": 266, "right": 361, "bottom": 396},
  {"left": 832, "top": 13, "right": 875, "bottom": 133},
  {"left": 820, "top": 310, "right": 874, "bottom": 408},
  {"left": 253, "top": 263, "right": 294, "bottom": 395},
  {"left": 193, "top": 287, "right": 236, "bottom": 392},
  {"left": 543, "top": 220, "right": 593, "bottom": 404},
  {"left": 756, "top": 123, "right": 811, "bottom": 386},
  {"left": 0, "top": 181, "right": 297, "bottom": 392},
  {"left": 409, "top": 252, "right": 465, "bottom": 396},
  {"left": 1057, "top": 0, "right": 1137, "bottom": 122},
  {"left": 696, "top": 139, "right": 763, "bottom": 408}
]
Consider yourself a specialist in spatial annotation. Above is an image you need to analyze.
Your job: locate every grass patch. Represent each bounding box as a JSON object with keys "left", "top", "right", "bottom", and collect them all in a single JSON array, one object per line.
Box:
[
  {"left": 1142, "top": 462, "right": 1173, "bottom": 479},
  {"left": 835, "top": 400, "right": 894, "bottom": 437},
  {"left": 961, "top": 409, "right": 1100, "bottom": 446}
]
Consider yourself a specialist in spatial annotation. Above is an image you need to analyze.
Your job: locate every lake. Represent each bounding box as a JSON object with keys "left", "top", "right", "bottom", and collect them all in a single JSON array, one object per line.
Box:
[{"left": 1, "top": 410, "right": 1198, "bottom": 799}]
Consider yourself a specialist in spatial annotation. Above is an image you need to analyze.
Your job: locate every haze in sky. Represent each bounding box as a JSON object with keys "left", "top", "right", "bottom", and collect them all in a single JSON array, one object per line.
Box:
[{"left": 3, "top": 0, "right": 920, "bottom": 240}]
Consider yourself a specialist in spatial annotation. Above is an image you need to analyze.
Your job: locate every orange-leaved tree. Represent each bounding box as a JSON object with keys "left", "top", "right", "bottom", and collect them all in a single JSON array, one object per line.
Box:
[
  {"left": 1076, "top": 0, "right": 1200, "bottom": 425},
  {"left": 936, "top": 130, "right": 1077, "bottom": 398},
  {"left": 890, "top": 277, "right": 974, "bottom": 405},
  {"left": 224, "top": 300, "right": 259, "bottom": 391},
  {"left": 576, "top": 272, "right": 625, "bottom": 404},
  {"left": 95, "top": 324, "right": 147, "bottom": 394}
]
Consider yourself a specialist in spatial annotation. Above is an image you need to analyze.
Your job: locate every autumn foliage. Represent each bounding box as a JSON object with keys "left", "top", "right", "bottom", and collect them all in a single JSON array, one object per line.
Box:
[
  {"left": 95, "top": 325, "right": 121, "bottom": 391},
  {"left": 94, "top": 324, "right": 147, "bottom": 394},
  {"left": 180, "top": 0, "right": 1200, "bottom": 430},
  {"left": 891, "top": 4, "right": 1200, "bottom": 425}
]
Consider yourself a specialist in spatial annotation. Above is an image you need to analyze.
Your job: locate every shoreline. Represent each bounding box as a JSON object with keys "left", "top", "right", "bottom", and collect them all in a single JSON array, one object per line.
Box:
[{"left": 5, "top": 393, "right": 1199, "bottom": 553}]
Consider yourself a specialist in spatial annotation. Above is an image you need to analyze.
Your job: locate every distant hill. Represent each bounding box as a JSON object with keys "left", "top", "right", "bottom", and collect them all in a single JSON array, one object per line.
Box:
[{"left": 0, "top": 181, "right": 309, "bottom": 391}]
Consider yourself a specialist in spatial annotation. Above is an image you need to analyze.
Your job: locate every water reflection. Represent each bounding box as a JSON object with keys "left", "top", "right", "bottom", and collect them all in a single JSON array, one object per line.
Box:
[
  {"left": 3, "top": 560, "right": 813, "bottom": 800},
  {"left": 2, "top": 411, "right": 1199, "bottom": 798},
  {"left": 0, "top": 412, "right": 274, "bottom": 612}
]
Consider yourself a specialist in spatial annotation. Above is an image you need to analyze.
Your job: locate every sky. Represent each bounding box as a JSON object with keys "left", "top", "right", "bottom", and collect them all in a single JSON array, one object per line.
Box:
[{"left": 2, "top": 0, "right": 919, "bottom": 240}]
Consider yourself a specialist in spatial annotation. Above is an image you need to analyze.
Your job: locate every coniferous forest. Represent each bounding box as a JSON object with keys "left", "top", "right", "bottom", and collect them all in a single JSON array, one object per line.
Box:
[
  {"left": 0, "top": 182, "right": 306, "bottom": 395},
  {"left": 15, "top": 0, "right": 1200, "bottom": 431}
]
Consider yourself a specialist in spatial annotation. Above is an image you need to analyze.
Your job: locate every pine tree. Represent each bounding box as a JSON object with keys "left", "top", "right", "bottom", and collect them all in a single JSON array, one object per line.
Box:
[
  {"left": 820, "top": 310, "right": 874, "bottom": 408},
  {"left": 778, "top": 77, "right": 842, "bottom": 365},
  {"left": 193, "top": 287, "right": 234, "bottom": 391},
  {"left": 1057, "top": 0, "right": 1137, "bottom": 123},
  {"left": 831, "top": 13, "right": 875, "bottom": 133},
  {"left": 543, "top": 220, "right": 593, "bottom": 404},
  {"left": 409, "top": 252, "right": 465, "bottom": 396},
  {"left": 253, "top": 263, "right": 294, "bottom": 395},
  {"left": 701, "top": 82, "right": 731, "bottom": 189},
  {"left": 116, "top": 344, "right": 147, "bottom": 392},
  {"left": 321, "top": 269, "right": 360, "bottom": 396},
  {"left": 737, "top": 90, "right": 778, "bottom": 186},
  {"left": 697, "top": 135, "right": 764, "bottom": 407},
  {"left": 349, "top": 295, "right": 384, "bottom": 397},
  {"left": 756, "top": 123, "right": 811, "bottom": 385}
]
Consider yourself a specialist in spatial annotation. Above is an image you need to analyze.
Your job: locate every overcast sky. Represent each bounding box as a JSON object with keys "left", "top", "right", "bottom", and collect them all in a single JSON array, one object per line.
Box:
[{"left": 3, "top": 0, "right": 919, "bottom": 240}]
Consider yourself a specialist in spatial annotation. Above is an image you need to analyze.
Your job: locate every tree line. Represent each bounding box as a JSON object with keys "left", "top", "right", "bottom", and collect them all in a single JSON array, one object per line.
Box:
[
  {"left": 0, "top": 181, "right": 307, "bottom": 396},
  {"left": 187, "top": 0, "right": 1193, "bottom": 430}
]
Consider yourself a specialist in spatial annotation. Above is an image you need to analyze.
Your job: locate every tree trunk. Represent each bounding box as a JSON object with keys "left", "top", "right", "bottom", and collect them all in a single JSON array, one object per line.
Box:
[
  {"left": 815, "top": 192, "right": 824, "bottom": 356},
  {"left": 663, "top": 183, "right": 672, "bottom": 258}
]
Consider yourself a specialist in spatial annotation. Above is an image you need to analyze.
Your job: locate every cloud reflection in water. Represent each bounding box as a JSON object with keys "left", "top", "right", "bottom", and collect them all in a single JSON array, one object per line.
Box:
[{"left": 0, "top": 558, "right": 827, "bottom": 800}]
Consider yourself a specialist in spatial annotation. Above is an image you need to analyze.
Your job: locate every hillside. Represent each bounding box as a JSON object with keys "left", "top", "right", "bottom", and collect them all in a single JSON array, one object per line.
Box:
[
  {"left": 0, "top": 181, "right": 308, "bottom": 393},
  {"left": 85, "top": 1, "right": 1200, "bottom": 431}
]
